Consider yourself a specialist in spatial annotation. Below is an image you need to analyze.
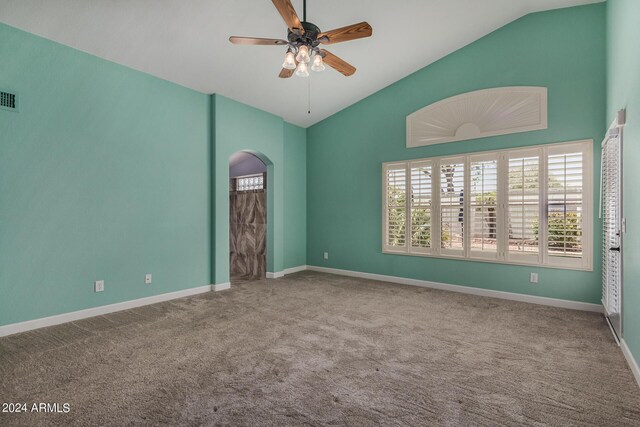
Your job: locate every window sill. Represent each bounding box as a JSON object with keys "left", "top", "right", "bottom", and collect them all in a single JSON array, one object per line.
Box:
[{"left": 381, "top": 249, "right": 593, "bottom": 272}]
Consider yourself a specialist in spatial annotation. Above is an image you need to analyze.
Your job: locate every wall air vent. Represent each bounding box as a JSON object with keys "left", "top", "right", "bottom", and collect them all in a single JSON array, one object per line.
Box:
[{"left": 0, "top": 90, "right": 18, "bottom": 112}]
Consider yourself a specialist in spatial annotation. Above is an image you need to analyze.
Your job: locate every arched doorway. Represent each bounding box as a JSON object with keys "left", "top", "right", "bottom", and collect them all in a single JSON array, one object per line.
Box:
[{"left": 229, "top": 151, "right": 268, "bottom": 281}]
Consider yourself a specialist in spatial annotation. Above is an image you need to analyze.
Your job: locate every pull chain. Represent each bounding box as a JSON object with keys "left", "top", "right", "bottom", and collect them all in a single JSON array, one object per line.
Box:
[{"left": 308, "top": 78, "right": 311, "bottom": 115}]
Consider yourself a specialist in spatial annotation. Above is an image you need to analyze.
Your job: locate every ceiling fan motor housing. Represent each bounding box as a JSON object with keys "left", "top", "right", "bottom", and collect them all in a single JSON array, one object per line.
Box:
[{"left": 288, "top": 21, "right": 323, "bottom": 50}]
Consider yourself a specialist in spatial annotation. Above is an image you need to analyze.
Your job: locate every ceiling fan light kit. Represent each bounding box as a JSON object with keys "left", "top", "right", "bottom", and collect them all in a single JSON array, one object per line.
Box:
[
  {"left": 282, "top": 48, "right": 297, "bottom": 70},
  {"left": 229, "top": 0, "right": 372, "bottom": 79},
  {"left": 311, "top": 54, "right": 325, "bottom": 72},
  {"left": 295, "top": 61, "right": 310, "bottom": 77},
  {"left": 295, "top": 45, "right": 311, "bottom": 64}
]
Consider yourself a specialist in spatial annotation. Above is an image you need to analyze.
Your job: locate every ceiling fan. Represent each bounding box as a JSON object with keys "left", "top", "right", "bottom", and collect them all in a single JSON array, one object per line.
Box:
[{"left": 229, "top": 0, "right": 372, "bottom": 78}]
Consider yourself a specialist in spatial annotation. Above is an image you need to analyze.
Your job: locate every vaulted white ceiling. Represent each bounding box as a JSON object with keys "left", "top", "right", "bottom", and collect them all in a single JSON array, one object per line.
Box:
[{"left": 0, "top": 0, "right": 601, "bottom": 127}]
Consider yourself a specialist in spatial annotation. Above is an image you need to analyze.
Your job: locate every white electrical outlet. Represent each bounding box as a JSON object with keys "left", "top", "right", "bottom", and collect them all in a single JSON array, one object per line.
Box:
[
  {"left": 530, "top": 273, "right": 539, "bottom": 284},
  {"left": 94, "top": 280, "right": 104, "bottom": 292},
  {"left": 324, "top": 252, "right": 329, "bottom": 260},
  {"left": 145, "top": 274, "right": 152, "bottom": 284}
]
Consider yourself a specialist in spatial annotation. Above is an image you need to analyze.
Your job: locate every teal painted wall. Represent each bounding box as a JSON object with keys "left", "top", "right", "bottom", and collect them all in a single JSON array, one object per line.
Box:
[
  {"left": 0, "top": 24, "right": 308, "bottom": 327},
  {"left": 0, "top": 23, "right": 211, "bottom": 325},
  {"left": 284, "top": 122, "right": 307, "bottom": 269},
  {"left": 306, "top": 4, "right": 606, "bottom": 303},
  {"left": 212, "top": 95, "right": 307, "bottom": 284},
  {"left": 607, "top": 0, "right": 640, "bottom": 362}
]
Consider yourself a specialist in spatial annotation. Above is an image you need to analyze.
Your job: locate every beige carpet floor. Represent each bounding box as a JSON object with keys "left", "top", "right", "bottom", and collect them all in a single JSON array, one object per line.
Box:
[{"left": 1, "top": 271, "right": 639, "bottom": 426}]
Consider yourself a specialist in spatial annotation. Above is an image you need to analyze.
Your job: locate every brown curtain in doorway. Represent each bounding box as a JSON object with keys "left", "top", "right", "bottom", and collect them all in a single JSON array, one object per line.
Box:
[{"left": 229, "top": 189, "right": 266, "bottom": 279}]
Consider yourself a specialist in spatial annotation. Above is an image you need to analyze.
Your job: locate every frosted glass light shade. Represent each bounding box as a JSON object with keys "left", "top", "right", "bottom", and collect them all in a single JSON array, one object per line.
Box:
[
  {"left": 295, "top": 61, "right": 309, "bottom": 77},
  {"left": 282, "top": 50, "right": 296, "bottom": 70},
  {"left": 295, "top": 45, "right": 310, "bottom": 64},
  {"left": 311, "top": 54, "right": 325, "bottom": 72}
]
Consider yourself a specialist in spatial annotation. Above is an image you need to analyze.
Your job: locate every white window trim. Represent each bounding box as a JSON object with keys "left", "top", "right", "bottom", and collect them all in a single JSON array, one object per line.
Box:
[{"left": 382, "top": 139, "right": 593, "bottom": 271}]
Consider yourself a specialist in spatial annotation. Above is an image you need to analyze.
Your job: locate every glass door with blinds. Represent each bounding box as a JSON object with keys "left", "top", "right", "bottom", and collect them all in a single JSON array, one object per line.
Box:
[{"left": 601, "top": 127, "right": 622, "bottom": 340}]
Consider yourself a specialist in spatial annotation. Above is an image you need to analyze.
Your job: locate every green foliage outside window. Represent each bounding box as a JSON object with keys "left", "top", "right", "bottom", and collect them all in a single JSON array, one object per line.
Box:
[
  {"left": 533, "top": 212, "right": 582, "bottom": 250},
  {"left": 387, "top": 185, "right": 450, "bottom": 248}
]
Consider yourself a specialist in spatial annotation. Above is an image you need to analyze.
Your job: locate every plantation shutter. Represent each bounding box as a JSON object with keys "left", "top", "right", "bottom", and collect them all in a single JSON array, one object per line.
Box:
[
  {"left": 382, "top": 140, "right": 592, "bottom": 270},
  {"left": 546, "top": 146, "right": 585, "bottom": 267},
  {"left": 601, "top": 134, "right": 621, "bottom": 315},
  {"left": 383, "top": 163, "right": 408, "bottom": 252},
  {"left": 440, "top": 158, "right": 465, "bottom": 255},
  {"left": 469, "top": 154, "right": 499, "bottom": 259},
  {"left": 507, "top": 150, "right": 541, "bottom": 263},
  {"left": 409, "top": 161, "right": 433, "bottom": 253}
]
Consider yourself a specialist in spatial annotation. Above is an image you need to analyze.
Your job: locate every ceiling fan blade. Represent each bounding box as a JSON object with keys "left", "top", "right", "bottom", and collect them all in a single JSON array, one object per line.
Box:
[
  {"left": 229, "top": 36, "right": 288, "bottom": 46},
  {"left": 279, "top": 67, "right": 295, "bottom": 78},
  {"left": 321, "top": 49, "right": 356, "bottom": 76},
  {"left": 272, "top": 0, "right": 304, "bottom": 34},
  {"left": 318, "top": 21, "right": 372, "bottom": 44}
]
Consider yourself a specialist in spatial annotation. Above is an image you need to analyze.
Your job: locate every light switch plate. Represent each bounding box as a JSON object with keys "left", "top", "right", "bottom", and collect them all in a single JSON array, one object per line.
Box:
[
  {"left": 145, "top": 274, "right": 152, "bottom": 284},
  {"left": 323, "top": 252, "right": 329, "bottom": 260},
  {"left": 530, "top": 273, "right": 538, "bottom": 284}
]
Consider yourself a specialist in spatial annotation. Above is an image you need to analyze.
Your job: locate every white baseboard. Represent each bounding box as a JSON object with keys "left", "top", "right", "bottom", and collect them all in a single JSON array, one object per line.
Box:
[
  {"left": 621, "top": 339, "right": 640, "bottom": 389},
  {"left": 0, "top": 265, "right": 605, "bottom": 339},
  {"left": 284, "top": 265, "right": 308, "bottom": 275},
  {"left": 0, "top": 284, "right": 213, "bottom": 338},
  {"left": 266, "top": 271, "right": 284, "bottom": 279},
  {"left": 307, "top": 265, "right": 602, "bottom": 313},
  {"left": 266, "top": 265, "right": 307, "bottom": 279},
  {"left": 212, "top": 282, "right": 230, "bottom": 292}
]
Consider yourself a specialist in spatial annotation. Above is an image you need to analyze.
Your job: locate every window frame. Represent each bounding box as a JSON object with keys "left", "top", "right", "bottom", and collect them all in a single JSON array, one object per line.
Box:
[{"left": 382, "top": 139, "right": 593, "bottom": 271}]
